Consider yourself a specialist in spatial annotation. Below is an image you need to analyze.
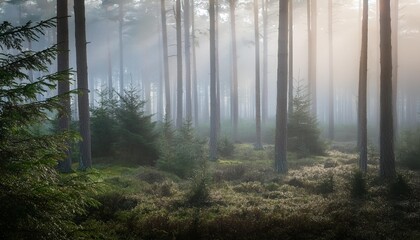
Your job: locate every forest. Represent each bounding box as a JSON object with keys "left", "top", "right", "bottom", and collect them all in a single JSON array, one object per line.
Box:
[{"left": 1, "top": 0, "right": 420, "bottom": 239}]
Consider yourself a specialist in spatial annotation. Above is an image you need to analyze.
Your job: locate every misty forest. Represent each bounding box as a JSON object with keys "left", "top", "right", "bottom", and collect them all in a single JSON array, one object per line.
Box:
[{"left": 1, "top": 0, "right": 420, "bottom": 239}]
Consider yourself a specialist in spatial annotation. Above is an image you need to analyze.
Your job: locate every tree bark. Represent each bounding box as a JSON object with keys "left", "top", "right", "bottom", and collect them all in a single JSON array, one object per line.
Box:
[
  {"left": 328, "top": 0, "right": 334, "bottom": 140},
  {"left": 57, "top": 0, "right": 72, "bottom": 172},
  {"left": 176, "top": 0, "right": 183, "bottom": 128},
  {"left": 391, "top": 0, "right": 398, "bottom": 138},
  {"left": 254, "top": 0, "right": 263, "bottom": 149},
  {"left": 210, "top": 0, "right": 218, "bottom": 161},
  {"left": 358, "top": 0, "right": 368, "bottom": 173},
  {"left": 160, "top": 0, "right": 171, "bottom": 119},
  {"left": 74, "top": 0, "right": 92, "bottom": 169},
  {"left": 275, "top": 0, "right": 288, "bottom": 173},
  {"left": 379, "top": 0, "right": 396, "bottom": 178},
  {"left": 230, "top": 0, "right": 239, "bottom": 142}
]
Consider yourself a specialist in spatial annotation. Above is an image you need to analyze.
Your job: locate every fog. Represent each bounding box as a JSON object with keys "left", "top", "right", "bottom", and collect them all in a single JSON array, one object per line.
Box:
[{"left": 2, "top": 0, "right": 420, "bottom": 141}]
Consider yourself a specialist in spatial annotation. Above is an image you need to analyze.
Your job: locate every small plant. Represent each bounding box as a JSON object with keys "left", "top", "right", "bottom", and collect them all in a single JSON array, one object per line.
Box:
[
  {"left": 217, "top": 136, "right": 235, "bottom": 158},
  {"left": 397, "top": 129, "right": 420, "bottom": 170},
  {"left": 350, "top": 171, "right": 367, "bottom": 198},
  {"left": 315, "top": 175, "right": 334, "bottom": 195},
  {"left": 389, "top": 174, "right": 411, "bottom": 199},
  {"left": 185, "top": 167, "right": 211, "bottom": 206}
]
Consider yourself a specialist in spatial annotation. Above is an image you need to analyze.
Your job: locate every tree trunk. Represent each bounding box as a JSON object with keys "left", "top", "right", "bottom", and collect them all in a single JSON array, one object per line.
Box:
[
  {"left": 209, "top": 0, "right": 218, "bottom": 161},
  {"left": 307, "top": 0, "right": 317, "bottom": 116},
  {"left": 288, "top": 0, "right": 294, "bottom": 117},
  {"left": 262, "top": 0, "right": 268, "bottom": 124},
  {"left": 176, "top": 0, "right": 183, "bottom": 128},
  {"left": 185, "top": 0, "right": 192, "bottom": 121},
  {"left": 230, "top": 0, "right": 239, "bottom": 142},
  {"left": 328, "top": 0, "right": 334, "bottom": 140},
  {"left": 192, "top": 1, "right": 199, "bottom": 127},
  {"left": 119, "top": 2, "right": 124, "bottom": 96},
  {"left": 391, "top": 0, "right": 398, "bottom": 138},
  {"left": 358, "top": 0, "right": 368, "bottom": 173},
  {"left": 215, "top": 0, "right": 221, "bottom": 135},
  {"left": 107, "top": 33, "right": 113, "bottom": 98},
  {"left": 74, "top": 0, "right": 92, "bottom": 169},
  {"left": 275, "top": 0, "right": 288, "bottom": 173},
  {"left": 379, "top": 0, "right": 396, "bottom": 178},
  {"left": 160, "top": 0, "right": 171, "bottom": 119},
  {"left": 254, "top": 0, "right": 263, "bottom": 149},
  {"left": 57, "top": 0, "right": 72, "bottom": 172}
]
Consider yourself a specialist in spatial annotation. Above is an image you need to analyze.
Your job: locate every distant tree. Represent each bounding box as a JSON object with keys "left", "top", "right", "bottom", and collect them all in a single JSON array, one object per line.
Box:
[
  {"left": 229, "top": 0, "right": 239, "bottom": 142},
  {"left": 192, "top": 1, "right": 199, "bottom": 127},
  {"left": 328, "top": 0, "right": 334, "bottom": 140},
  {"left": 160, "top": 0, "right": 171, "bottom": 119},
  {"left": 307, "top": 0, "right": 317, "bottom": 116},
  {"left": 275, "top": 0, "right": 288, "bottom": 173},
  {"left": 185, "top": 0, "right": 192, "bottom": 121},
  {"left": 176, "top": 0, "right": 183, "bottom": 129},
  {"left": 379, "top": 0, "right": 396, "bottom": 178},
  {"left": 262, "top": 0, "right": 268, "bottom": 124},
  {"left": 254, "top": 0, "right": 263, "bottom": 149},
  {"left": 74, "top": 0, "right": 92, "bottom": 169},
  {"left": 57, "top": 0, "right": 72, "bottom": 173},
  {"left": 358, "top": 0, "right": 368, "bottom": 173},
  {"left": 288, "top": 0, "right": 294, "bottom": 116},
  {"left": 209, "top": 0, "right": 218, "bottom": 161}
]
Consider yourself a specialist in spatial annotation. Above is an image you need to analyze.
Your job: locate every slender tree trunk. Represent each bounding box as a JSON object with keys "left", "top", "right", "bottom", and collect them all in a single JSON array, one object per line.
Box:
[
  {"left": 160, "top": 0, "right": 171, "bottom": 119},
  {"left": 74, "top": 0, "right": 92, "bottom": 169},
  {"left": 391, "top": 0, "right": 398, "bottom": 138},
  {"left": 358, "top": 0, "right": 368, "bottom": 173},
  {"left": 379, "top": 0, "right": 396, "bottom": 178},
  {"left": 230, "top": 0, "right": 239, "bottom": 142},
  {"left": 275, "top": 0, "right": 289, "bottom": 173},
  {"left": 210, "top": 0, "right": 218, "bottom": 161},
  {"left": 254, "top": 0, "right": 263, "bottom": 149},
  {"left": 192, "top": 1, "right": 199, "bottom": 127},
  {"left": 157, "top": 23, "right": 164, "bottom": 122},
  {"left": 185, "top": 0, "right": 192, "bottom": 121},
  {"left": 215, "top": 0, "right": 221, "bottom": 135},
  {"left": 262, "top": 0, "right": 268, "bottom": 124},
  {"left": 57, "top": 0, "right": 72, "bottom": 173},
  {"left": 107, "top": 33, "right": 113, "bottom": 98},
  {"left": 176, "top": 0, "right": 183, "bottom": 128},
  {"left": 118, "top": 2, "right": 124, "bottom": 96},
  {"left": 328, "top": 0, "right": 334, "bottom": 140},
  {"left": 307, "top": 0, "right": 317, "bottom": 116},
  {"left": 288, "top": 0, "right": 294, "bottom": 116}
]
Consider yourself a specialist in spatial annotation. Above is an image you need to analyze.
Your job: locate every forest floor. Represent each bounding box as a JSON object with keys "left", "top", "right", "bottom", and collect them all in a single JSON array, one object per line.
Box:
[{"left": 78, "top": 143, "right": 420, "bottom": 240}]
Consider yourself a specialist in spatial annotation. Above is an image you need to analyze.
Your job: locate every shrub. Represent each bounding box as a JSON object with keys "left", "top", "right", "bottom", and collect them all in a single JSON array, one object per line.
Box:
[
  {"left": 315, "top": 175, "right": 334, "bottom": 195},
  {"left": 350, "top": 171, "right": 367, "bottom": 198},
  {"left": 157, "top": 120, "right": 206, "bottom": 178},
  {"left": 217, "top": 136, "right": 235, "bottom": 158},
  {"left": 389, "top": 174, "right": 411, "bottom": 198},
  {"left": 397, "top": 129, "right": 420, "bottom": 170},
  {"left": 185, "top": 167, "right": 211, "bottom": 206}
]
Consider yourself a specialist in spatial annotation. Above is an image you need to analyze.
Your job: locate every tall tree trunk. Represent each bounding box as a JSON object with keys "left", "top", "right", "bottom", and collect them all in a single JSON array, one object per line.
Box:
[
  {"left": 118, "top": 2, "right": 124, "bottom": 96},
  {"left": 74, "top": 0, "right": 92, "bottom": 169},
  {"left": 185, "top": 0, "right": 192, "bottom": 121},
  {"left": 160, "top": 0, "right": 171, "bottom": 119},
  {"left": 288, "top": 0, "right": 294, "bottom": 117},
  {"left": 358, "top": 0, "right": 368, "bottom": 173},
  {"left": 107, "top": 33, "right": 113, "bottom": 98},
  {"left": 275, "top": 0, "right": 289, "bottom": 173},
  {"left": 328, "top": 0, "right": 334, "bottom": 140},
  {"left": 230, "top": 0, "right": 239, "bottom": 142},
  {"left": 176, "top": 0, "right": 183, "bottom": 128},
  {"left": 215, "top": 0, "right": 221, "bottom": 135},
  {"left": 254, "top": 0, "right": 263, "bottom": 149},
  {"left": 379, "top": 0, "right": 396, "bottom": 178},
  {"left": 391, "top": 0, "right": 398, "bottom": 138},
  {"left": 209, "top": 0, "right": 218, "bottom": 161},
  {"left": 307, "top": 0, "right": 317, "bottom": 116},
  {"left": 192, "top": 1, "right": 199, "bottom": 127},
  {"left": 57, "top": 0, "right": 72, "bottom": 173},
  {"left": 262, "top": 0, "right": 268, "bottom": 124}
]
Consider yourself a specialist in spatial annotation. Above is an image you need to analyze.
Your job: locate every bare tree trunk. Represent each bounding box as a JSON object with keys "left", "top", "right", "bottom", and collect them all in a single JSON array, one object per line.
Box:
[
  {"left": 391, "top": 0, "right": 398, "bottom": 138},
  {"left": 176, "top": 0, "right": 183, "bottom": 128},
  {"left": 307, "top": 0, "right": 317, "bottom": 116},
  {"left": 358, "top": 0, "right": 368, "bottom": 173},
  {"left": 215, "top": 0, "right": 221, "bottom": 135},
  {"left": 288, "top": 0, "right": 294, "bottom": 117},
  {"left": 118, "top": 2, "right": 124, "bottom": 96},
  {"left": 185, "top": 0, "right": 192, "bottom": 122},
  {"left": 328, "top": 0, "right": 334, "bottom": 140},
  {"left": 262, "top": 0, "right": 268, "bottom": 124},
  {"left": 57, "top": 0, "right": 72, "bottom": 172},
  {"left": 107, "top": 34, "right": 113, "bottom": 98},
  {"left": 210, "top": 0, "right": 218, "bottom": 161},
  {"left": 254, "top": 0, "right": 263, "bottom": 149},
  {"left": 379, "top": 0, "right": 396, "bottom": 178},
  {"left": 230, "top": 0, "right": 239, "bottom": 142},
  {"left": 192, "top": 1, "right": 199, "bottom": 127},
  {"left": 275, "top": 0, "right": 289, "bottom": 173},
  {"left": 74, "top": 0, "right": 92, "bottom": 169},
  {"left": 160, "top": 0, "right": 171, "bottom": 119}
]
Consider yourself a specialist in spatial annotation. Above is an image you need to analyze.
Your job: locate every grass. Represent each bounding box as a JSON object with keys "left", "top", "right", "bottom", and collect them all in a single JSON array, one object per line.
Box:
[{"left": 79, "top": 143, "right": 420, "bottom": 239}]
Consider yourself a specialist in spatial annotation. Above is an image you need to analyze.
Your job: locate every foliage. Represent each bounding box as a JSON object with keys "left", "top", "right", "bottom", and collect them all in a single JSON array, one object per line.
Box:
[
  {"left": 157, "top": 120, "right": 206, "bottom": 178},
  {"left": 288, "top": 82, "right": 325, "bottom": 157},
  {"left": 350, "top": 171, "right": 367, "bottom": 198},
  {"left": 90, "top": 87, "right": 159, "bottom": 165},
  {"left": 0, "top": 18, "right": 97, "bottom": 239},
  {"left": 217, "top": 135, "right": 235, "bottom": 158},
  {"left": 397, "top": 128, "right": 420, "bottom": 170},
  {"left": 389, "top": 174, "right": 411, "bottom": 199},
  {"left": 185, "top": 166, "right": 211, "bottom": 206}
]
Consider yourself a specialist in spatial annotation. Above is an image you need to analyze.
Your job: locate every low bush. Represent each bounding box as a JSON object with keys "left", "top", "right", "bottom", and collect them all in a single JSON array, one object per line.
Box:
[
  {"left": 217, "top": 136, "right": 235, "bottom": 158},
  {"left": 389, "top": 174, "right": 411, "bottom": 199},
  {"left": 350, "top": 171, "right": 367, "bottom": 198},
  {"left": 397, "top": 129, "right": 420, "bottom": 170}
]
